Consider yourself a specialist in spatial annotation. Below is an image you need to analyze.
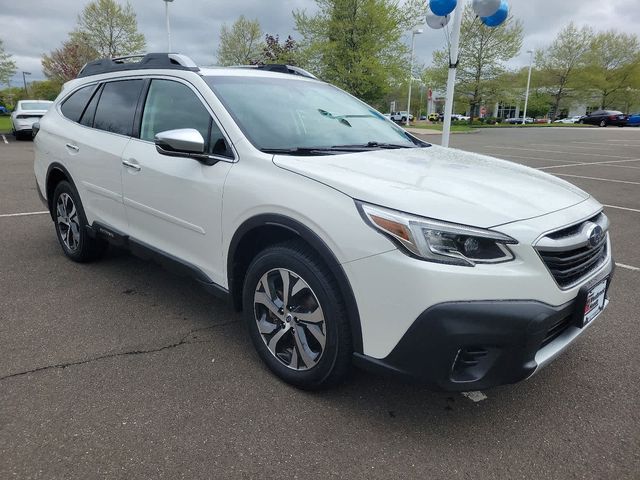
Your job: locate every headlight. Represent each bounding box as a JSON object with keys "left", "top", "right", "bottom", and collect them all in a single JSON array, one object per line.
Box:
[{"left": 357, "top": 202, "right": 517, "bottom": 266}]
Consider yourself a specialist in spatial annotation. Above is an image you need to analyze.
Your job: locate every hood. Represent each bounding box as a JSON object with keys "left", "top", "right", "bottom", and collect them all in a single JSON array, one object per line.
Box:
[{"left": 273, "top": 145, "right": 589, "bottom": 228}]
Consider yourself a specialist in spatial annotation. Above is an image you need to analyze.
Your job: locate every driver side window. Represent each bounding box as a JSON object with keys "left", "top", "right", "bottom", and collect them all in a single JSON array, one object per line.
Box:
[{"left": 140, "top": 79, "right": 233, "bottom": 158}]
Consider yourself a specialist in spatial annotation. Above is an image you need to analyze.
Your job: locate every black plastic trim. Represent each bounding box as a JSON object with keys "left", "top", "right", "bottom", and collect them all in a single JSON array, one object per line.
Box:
[
  {"left": 45, "top": 163, "right": 76, "bottom": 219},
  {"left": 352, "top": 294, "right": 609, "bottom": 391},
  {"left": 227, "top": 214, "right": 363, "bottom": 353},
  {"left": 78, "top": 53, "right": 200, "bottom": 78},
  {"left": 89, "top": 222, "right": 230, "bottom": 300}
]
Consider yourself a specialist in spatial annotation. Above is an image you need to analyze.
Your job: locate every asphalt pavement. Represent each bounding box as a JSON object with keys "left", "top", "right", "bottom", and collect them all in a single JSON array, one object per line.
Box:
[{"left": 1, "top": 128, "right": 639, "bottom": 479}]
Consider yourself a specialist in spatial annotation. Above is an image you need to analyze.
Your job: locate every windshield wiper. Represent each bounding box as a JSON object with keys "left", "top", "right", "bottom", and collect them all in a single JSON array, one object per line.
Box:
[
  {"left": 331, "top": 141, "right": 417, "bottom": 150},
  {"left": 261, "top": 147, "right": 364, "bottom": 156}
]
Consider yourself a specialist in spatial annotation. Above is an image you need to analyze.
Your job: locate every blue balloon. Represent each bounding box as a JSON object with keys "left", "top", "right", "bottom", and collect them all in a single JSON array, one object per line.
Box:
[
  {"left": 429, "top": 0, "right": 457, "bottom": 17},
  {"left": 481, "top": 0, "right": 508, "bottom": 27}
]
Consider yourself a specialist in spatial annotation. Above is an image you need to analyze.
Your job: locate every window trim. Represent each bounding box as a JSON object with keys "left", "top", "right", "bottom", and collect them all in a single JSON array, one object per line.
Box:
[
  {"left": 59, "top": 83, "right": 100, "bottom": 124},
  {"left": 55, "top": 74, "right": 237, "bottom": 162},
  {"left": 134, "top": 76, "right": 237, "bottom": 162}
]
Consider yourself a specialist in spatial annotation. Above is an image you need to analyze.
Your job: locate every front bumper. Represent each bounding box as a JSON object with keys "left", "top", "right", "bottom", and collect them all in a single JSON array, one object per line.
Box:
[{"left": 354, "top": 271, "right": 613, "bottom": 391}]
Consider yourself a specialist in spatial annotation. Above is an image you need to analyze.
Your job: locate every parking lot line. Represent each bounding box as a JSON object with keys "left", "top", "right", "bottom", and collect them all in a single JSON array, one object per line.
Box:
[
  {"left": 617, "top": 263, "right": 640, "bottom": 272},
  {"left": 486, "top": 146, "right": 632, "bottom": 159},
  {"left": 603, "top": 204, "right": 640, "bottom": 213},
  {"left": 2, "top": 135, "right": 7, "bottom": 144},
  {"left": 482, "top": 153, "right": 584, "bottom": 164},
  {"left": 538, "top": 158, "right": 640, "bottom": 170},
  {"left": 0, "top": 211, "right": 48, "bottom": 218},
  {"left": 552, "top": 173, "right": 640, "bottom": 185},
  {"left": 575, "top": 141, "right": 640, "bottom": 147}
]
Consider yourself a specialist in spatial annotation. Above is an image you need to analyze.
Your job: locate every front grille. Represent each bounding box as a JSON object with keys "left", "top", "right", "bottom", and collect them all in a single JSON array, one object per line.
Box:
[
  {"left": 535, "top": 213, "right": 609, "bottom": 289},
  {"left": 538, "top": 241, "right": 607, "bottom": 288}
]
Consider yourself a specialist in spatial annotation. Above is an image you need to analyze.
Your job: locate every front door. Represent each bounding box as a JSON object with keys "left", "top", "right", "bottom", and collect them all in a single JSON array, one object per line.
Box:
[{"left": 121, "top": 78, "right": 235, "bottom": 286}]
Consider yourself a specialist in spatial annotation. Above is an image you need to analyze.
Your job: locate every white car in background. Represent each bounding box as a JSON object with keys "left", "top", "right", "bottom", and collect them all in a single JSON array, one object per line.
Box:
[
  {"left": 554, "top": 116, "right": 582, "bottom": 124},
  {"left": 11, "top": 100, "right": 53, "bottom": 139}
]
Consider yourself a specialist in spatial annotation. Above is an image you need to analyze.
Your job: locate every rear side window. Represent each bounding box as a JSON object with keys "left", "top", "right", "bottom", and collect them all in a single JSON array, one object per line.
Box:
[
  {"left": 79, "top": 85, "right": 102, "bottom": 128},
  {"left": 60, "top": 86, "right": 95, "bottom": 123},
  {"left": 93, "top": 80, "right": 144, "bottom": 136}
]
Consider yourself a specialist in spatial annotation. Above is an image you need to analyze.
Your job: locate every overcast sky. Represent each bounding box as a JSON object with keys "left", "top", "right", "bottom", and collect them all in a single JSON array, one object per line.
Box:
[{"left": 2, "top": 0, "right": 639, "bottom": 84}]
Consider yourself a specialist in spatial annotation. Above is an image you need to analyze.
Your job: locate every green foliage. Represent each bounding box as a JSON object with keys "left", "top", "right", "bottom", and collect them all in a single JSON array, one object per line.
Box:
[
  {"left": 29, "top": 80, "right": 63, "bottom": 100},
  {"left": 42, "top": 38, "right": 99, "bottom": 83},
  {"left": 71, "top": 0, "right": 145, "bottom": 58},
  {"left": 428, "top": 4, "right": 523, "bottom": 117},
  {"left": 217, "top": 16, "right": 263, "bottom": 66},
  {"left": 0, "top": 87, "right": 26, "bottom": 111},
  {"left": 586, "top": 31, "right": 640, "bottom": 109},
  {"left": 535, "top": 23, "right": 593, "bottom": 119},
  {"left": 293, "top": 0, "right": 426, "bottom": 104},
  {"left": 0, "top": 39, "right": 17, "bottom": 87},
  {"left": 259, "top": 35, "right": 300, "bottom": 66}
]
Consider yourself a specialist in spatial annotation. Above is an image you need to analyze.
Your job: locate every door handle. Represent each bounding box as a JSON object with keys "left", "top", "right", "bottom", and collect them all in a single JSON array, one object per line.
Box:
[
  {"left": 122, "top": 159, "right": 141, "bottom": 172},
  {"left": 65, "top": 143, "right": 79, "bottom": 152}
]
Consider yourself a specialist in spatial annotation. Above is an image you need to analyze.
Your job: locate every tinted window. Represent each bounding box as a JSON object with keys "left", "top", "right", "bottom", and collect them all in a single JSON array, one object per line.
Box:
[
  {"left": 140, "top": 79, "right": 232, "bottom": 157},
  {"left": 21, "top": 101, "right": 52, "bottom": 111},
  {"left": 79, "top": 85, "right": 102, "bottom": 128},
  {"left": 94, "top": 80, "right": 144, "bottom": 136},
  {"left": 61, "top": 86, "right": 95, "bottom": 122}
]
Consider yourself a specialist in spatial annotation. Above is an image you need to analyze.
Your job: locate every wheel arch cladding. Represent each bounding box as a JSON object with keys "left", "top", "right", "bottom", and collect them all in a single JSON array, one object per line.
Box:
[
  {"left": 228, "top": 214, "right": 364, "bottom": 354},
  {"left": 45, "top": 163, "right": 75, "bottom": 220}
]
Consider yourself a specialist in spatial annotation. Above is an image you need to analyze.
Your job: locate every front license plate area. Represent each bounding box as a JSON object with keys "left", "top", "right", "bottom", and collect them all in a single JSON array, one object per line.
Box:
[{"left": 582, "top": 279, "right": 607, "bottom": 327}]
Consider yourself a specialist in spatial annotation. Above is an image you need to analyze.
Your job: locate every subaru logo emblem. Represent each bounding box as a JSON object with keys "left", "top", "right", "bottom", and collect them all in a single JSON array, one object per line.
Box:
[{"left": 585, "top": 223, "right": 604, "bottom": 248}]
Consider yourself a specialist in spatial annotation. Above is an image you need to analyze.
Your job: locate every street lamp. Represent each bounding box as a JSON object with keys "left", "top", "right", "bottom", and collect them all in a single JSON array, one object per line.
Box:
[
  {"left": 406, "top": 28, "right": 423, "bottom": 126},
  {"left": 162, "top": 0, "right": 174, "bottom": 52},
  {"left": 521, "top": 49, "right": 534, "bottom": 125},
  {"left": 22, "top": 72, "right": 31, "bottom": 95}
]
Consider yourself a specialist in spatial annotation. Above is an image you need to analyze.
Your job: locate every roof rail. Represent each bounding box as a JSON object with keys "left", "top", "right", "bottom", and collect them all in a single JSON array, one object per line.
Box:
[
  {"left": 77, "top": 53, "right": 200, "bottom": 78},
  {"left": 229, "top": 64, "right": 317, "bottom": 80}
]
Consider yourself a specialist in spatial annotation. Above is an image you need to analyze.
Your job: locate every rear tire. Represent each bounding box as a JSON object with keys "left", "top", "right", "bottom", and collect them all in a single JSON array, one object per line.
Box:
[
  {"left": 52, "top": 181, "right": 107, "bottom": 262},
  {"left": 242, "top": 240, "right": 352, "bottom": 390}
]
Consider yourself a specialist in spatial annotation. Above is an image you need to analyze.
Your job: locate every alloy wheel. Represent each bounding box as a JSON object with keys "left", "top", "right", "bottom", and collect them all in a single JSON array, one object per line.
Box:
[
  {"left": 253, "top": 268, "right": 327, "bottom": 371},
  {"left": 56, "top": 193, "right": 81, "bottom": 252}
]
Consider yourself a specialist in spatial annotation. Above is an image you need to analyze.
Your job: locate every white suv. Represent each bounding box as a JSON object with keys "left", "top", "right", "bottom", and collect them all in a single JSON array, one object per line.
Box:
[{"left": 34, "top": 54, "right": 613, "bottom": 390}]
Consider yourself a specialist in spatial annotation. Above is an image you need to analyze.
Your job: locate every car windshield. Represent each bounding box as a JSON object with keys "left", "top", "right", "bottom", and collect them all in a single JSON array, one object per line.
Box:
[
  {"left": 20, "top": 101, "right": 52, "bottom": 111},
  {"left": 205, "top": 76, "right": 422, "bottom": 152}
]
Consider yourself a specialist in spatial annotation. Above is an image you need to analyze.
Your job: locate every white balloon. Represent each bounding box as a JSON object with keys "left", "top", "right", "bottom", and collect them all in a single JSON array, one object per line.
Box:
[
  {"left": 426, "top": 11, "right": 450, "bottom": 29},
  {"left": 472, "top": 0, "right": 501, "bottom": 17}
]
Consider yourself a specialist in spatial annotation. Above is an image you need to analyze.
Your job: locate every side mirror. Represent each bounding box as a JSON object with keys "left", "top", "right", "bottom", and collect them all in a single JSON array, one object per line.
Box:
[
  {"left": 155, "top": 128, "right": 205, "bottom": 155},
  {"left": 32, "top": 122, "right": 40, "bottom": 138}
]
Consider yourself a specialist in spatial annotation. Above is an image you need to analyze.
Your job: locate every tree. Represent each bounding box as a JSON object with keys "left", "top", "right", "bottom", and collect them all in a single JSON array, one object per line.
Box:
[
  {"left": 429, "top": 4, "right": 523, "bottom": 119},
  {"left": 587, "top": 31, "right": 640, "bottom": 110},
  {"left": 0, "top": 39, "right": 17, "bottom": 87},
  {"left": 71, "top": 0, "right": 145, "bottom": 58},
  {"left": 42, "top": 38, "right": 99, "bottom": 83},
  {"left": 217, "top": 16, "right": 263, "bottom": 66},
  {"left": 29, "top": 80, "right": 63, "bottom": 101},
  {"left": 293, "top": 0, "right": 425, "bottom": 104},
  {"left": 535, "top": 23, "right": 593, "bottom": 120},
  {"left": 259, "top": 35, "right": 300, "bottom": 65}
]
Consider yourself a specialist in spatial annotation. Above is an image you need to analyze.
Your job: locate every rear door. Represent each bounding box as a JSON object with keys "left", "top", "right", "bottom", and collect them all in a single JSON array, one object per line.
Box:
[
  {"left": 121, "top": 77, "right": 235, "bottom": 285},
  {"left": 60, "top": 79, "right": 145, "bottom": 232}
]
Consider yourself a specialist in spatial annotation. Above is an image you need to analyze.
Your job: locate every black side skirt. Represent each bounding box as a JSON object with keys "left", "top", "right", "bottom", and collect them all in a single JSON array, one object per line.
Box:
[{"left": 87, "top": 221, "right": 230, "bottom": 301}]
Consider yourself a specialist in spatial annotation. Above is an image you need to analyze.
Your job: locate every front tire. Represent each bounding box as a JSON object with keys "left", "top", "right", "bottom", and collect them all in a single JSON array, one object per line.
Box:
[
  {"left": 52, "top": 181, "right": 107, "bottom": 262},
  {"left": 242, "top": 241, "right": 352, "bottom": 389},
  {"left": 599, "top": 119, "right": 607, "bottom": 127}
]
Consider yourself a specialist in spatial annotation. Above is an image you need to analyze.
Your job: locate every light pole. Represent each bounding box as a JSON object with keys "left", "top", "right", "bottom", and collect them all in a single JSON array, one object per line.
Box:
[
  {"left": 162, "top": 0, "right": 174, "bottom": 52},
  {"left": 22, "top": 72, "right": 31, "bottom": 95},
  {"left": 406, "top": 28, "right": 423, "bottom": 126},
  {"left": 521, "top": 49, "right": 534, "bottom": 125}
]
